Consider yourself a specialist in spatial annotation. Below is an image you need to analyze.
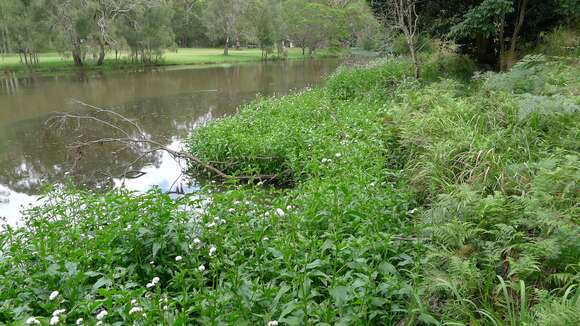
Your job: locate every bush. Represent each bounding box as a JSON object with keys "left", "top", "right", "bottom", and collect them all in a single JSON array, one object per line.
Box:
[
  {"left": 422, "top": 52, "right": 477, "bottom": 81},
  {"left": 537, "top": 26, "right": 580, "bottom": 57},
  {"left": 325, "top": 59, "right": 411, "bottom": 101}
]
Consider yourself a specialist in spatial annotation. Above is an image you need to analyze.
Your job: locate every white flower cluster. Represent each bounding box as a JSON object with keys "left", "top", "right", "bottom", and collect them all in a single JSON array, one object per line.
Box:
[
  {"left": 276, "top": 208, "right": 285, "bottom": 217},
  {"left": 208, "top": 245, "right": 217, "bottom": 257},
  {"left": 49, "top": 290, "right": 59, "bottom": 301},
  {"left": 95, "top": 310, "right": 108, "bottom": 325},
  {"left": 146, "top": 276, "right": 160, "bottom": 288}
]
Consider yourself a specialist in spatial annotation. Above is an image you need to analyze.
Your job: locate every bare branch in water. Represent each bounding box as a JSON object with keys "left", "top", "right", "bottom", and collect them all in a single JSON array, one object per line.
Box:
[{"left": 47, "top": 100, "right": 287, "bottom": 185}]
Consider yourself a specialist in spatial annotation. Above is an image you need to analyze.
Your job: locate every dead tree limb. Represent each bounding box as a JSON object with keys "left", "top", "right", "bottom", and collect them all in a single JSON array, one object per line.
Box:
[
  {"left": 46, "top": 100, "right": 288, "bottom": 185},
  {"left": 381, "top": 0, "right": 422, "bottom": 79}
]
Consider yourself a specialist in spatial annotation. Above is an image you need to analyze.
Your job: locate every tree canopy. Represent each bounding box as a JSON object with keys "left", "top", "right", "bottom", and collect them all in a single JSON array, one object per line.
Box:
[{"left": 0, "top": 0, "right": 380, "bottom": 65}]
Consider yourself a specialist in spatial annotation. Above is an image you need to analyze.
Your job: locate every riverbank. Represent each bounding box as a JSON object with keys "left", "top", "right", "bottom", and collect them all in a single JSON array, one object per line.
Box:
[
  {"left": 0, "top": 53, "right": 578, "bottom": 324},
  {"left": 0, "top": 48, "right": 345, "bottom": 77}
]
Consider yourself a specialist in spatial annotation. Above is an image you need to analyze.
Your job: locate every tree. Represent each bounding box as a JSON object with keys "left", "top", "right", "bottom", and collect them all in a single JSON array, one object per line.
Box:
[
  {"left": 285, "top": 0, "right": 340, "bottom": 55},
  {"left": 249, "top": 0, "right": 285, "bottom": 59},
  {"left": 202, "top": 0, "right": 248, "bottom": 55},
  {"left": 172, "top": 0, "right": 207, "bottom": 47},
  {"left": 118, "top": 1, "right": 175, "bottom": 64},
  {"left": 48, "top": 0, "right": 95, "bottom": 66},
  {"left": 451, "top": 0, "right": 527, "bottom": 71},
  {"left": 0, "top": 0, "right": 50, "bottom": 64},
  {"left": 383, "top": 0, "right": 422, "bottom": 78}
]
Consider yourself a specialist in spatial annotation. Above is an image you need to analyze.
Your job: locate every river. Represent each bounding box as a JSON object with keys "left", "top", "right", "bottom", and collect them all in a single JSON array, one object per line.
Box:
[{"left": 0, "top": 59, "right": 341, "bottom": 225}]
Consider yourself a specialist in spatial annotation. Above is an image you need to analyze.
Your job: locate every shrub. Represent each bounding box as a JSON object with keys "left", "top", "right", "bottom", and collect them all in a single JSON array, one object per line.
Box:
[{"left": 422, "top": 52, "right": 477, "bottom": 82}]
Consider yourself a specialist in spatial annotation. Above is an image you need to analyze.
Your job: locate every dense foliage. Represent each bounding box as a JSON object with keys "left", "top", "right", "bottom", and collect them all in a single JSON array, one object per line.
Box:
[
  {"left": 1, "top": 43, "right": 578, "bottom": 324},
  {"left": 0, "top": 0, "right": 379, "bottom": 65}
]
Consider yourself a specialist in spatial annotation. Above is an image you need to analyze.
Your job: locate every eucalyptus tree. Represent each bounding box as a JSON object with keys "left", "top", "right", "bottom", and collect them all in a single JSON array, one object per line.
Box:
[
  {"left": 88, "top": 0, "right": 146, "bottom": 65},
  {"left": 248, "top": 0, "right": 285, "bottom": 58},
  {"left": 284, "top": 0, "right": 339, "bottom": 55},
  {"left": 117, "top": 1, "right": 175, "bottom": 64},
  {"left": 172, "top": 0, "right": 206, "bottom": 47},
  {"left": 201, "top": 0, "right": 249, "bottom": 55},
  {"left": 48, "top": 0, "right": 95, "bottom": 66}
]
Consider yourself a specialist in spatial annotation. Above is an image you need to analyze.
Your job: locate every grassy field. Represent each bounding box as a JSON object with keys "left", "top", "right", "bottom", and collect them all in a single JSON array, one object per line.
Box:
[{"left": 0, "top": 48, "right": 338, "bottom": 76}]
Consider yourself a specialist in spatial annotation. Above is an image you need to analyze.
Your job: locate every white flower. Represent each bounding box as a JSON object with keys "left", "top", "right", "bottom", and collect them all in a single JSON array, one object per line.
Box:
[
  {"left": 233, "top": 200, "right": 241, "bottom": 205},
  {"left": 146, "top": 282, "right": 154, "bottom": 288},
  {"left": 163, "top": 305, "right": 168, "bottom": 310},
  {"left": 196, "top": 264, "right": 205, "bottom": 272},
  {"left": 96, "top": 310, "right": 108, "bottom": 320},
  {"left": 264, "top": 212, "right": 270, "bottom": 217},
  {"left": 126, "top": 224, "right": 132, "bottom": 229},
  {"left": 193, "top": 238, "right": 201, "bottom": 245},
  {"left": 49, "top": 290, "right": 59, "bottom": 300},
  {"left": 207, "top": 222, "right": 216, "bottom": 228},
  {"left": 152, "top": 277, "right": 160, "bottom": 284},
  {"left": 267, "top": 321, "right": 279, "bottom": 326},
  {"left": 228, "top": 208, "right": 235, "bottom": 213},
  {"left": 26, "top": 317, "right": 40, "bottom": 325},
  {"left": 408, "top": 208, "right": 417, "bottom": 214},
  {"left": 49, "top": 316, "right": 59, "bottom": 325},
  {"left": 276, "top": 208, "right": 285, "bottom": 217},
  {"left": 286, "top": 205, "right": 293, "bottom": 210},
  {"left": 129, "top": 306, "right": 143, "bottom": 315},
  {"left": 335, "top": 153, "right": 342, "bottom": 158},
  {"left": 52, "top": 309, "right": 66, "bottom": 317},
  {"left": 175, "top": 256, "right": 183, "bottom": 262},
  {"left": 75, "top": 318, "right": 83, "bottom": 325},
  {"left": 208, "top": 245, "right": 217, "bottom": 257},
  {"left": 150, "top": 261, "right": 155, "bottom": 265},
  {"left": 263, "top": 237, "right": 269, "bottom": 241},
  {"left": 245, "top": 201, "right": 251, "bottom": 205},
  {"left": 131, "top": 299, "right": 137, "bottom": 305}
]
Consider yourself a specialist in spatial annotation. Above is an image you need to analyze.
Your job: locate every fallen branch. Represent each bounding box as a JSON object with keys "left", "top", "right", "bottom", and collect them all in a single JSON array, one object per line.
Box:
[{"left": 46, "top": 100, "right": 288, "bottom": 185}]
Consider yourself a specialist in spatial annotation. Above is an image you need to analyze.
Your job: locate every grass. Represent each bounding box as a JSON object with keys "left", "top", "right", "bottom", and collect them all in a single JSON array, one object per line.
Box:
[
  {"left": 0, "top": 50, "right": 578, "bottom": 325},
  {"left": 0, "top": 48, "right": 341, "bottom": 77}
]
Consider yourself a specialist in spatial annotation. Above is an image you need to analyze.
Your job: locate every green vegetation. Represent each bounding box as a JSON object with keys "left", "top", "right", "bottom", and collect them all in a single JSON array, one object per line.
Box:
[
  {"left": 1, "top": 45, "right": 578, "bottom": 324},
  {"left": 0, "top": 0, "right": 378, "bottom": 73}
]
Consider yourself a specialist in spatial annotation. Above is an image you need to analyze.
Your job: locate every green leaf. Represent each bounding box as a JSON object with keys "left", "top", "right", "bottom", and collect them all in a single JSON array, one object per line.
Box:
[
  {"left": 92, "top": 277, "right": 112, "bottom": 291},
  {"left": 378, "top": 262, "right": 398, "bottom": 276},
  {"left": 330, "top": 285, "right": 349, "bottom": 306}
]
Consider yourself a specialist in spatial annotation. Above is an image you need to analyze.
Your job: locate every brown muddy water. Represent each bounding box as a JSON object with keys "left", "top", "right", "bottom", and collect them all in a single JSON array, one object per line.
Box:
[{"left": 0, "top": 59, "right": 341, "bottom": 225}]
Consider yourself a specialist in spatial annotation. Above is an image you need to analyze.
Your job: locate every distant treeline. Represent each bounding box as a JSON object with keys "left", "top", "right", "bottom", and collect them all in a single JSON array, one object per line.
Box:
[{"left": 0, "top": 0, "right": 381, "bottom": 65}]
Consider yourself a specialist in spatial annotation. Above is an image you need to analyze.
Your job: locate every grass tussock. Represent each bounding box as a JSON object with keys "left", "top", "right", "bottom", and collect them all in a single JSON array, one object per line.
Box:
[{"left": 0, "top": 51, "right": 578, "bottom": 325}]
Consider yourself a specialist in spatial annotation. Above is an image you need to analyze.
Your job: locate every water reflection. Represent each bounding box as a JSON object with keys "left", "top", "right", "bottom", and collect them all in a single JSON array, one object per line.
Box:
[{"left": 0, "top": 59, "right": 341, "bottom": 224}]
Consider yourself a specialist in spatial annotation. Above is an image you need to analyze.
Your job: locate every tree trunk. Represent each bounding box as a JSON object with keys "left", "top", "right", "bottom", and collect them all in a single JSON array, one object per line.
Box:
[
  {"left": 505, "top": 0, "right": 528, "bottom": 70},
  {"left": 406, "top": 37, "right": 420, "bottom": 79},
  {"left": 72, "top": 47, "right": 83, "bottom": 66},
  {"left": 97, "top": 41, "right": 106, "bottom": 66},
  {"left": 224, "top": 35, "right": 229, "bottom": 56}
]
